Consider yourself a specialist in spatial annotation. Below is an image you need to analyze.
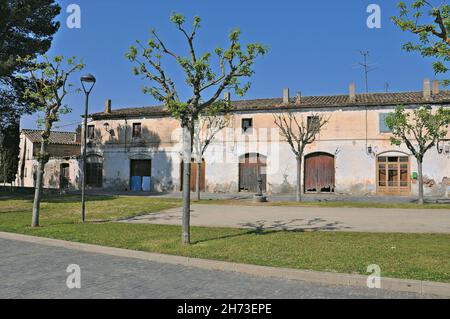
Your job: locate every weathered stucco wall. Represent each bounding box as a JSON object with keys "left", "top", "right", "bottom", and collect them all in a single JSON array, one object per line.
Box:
[
  {"left": 86, "top": 104, "right": 450, "bottom": 196},
  {"left": 15, "top": 134, "right": 80, "bottom": 190}
]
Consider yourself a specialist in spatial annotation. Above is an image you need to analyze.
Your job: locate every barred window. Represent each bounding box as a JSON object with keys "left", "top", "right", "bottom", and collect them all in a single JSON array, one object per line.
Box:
[
  {"left": 379, "top": 114, "right": 392, "bottom": 133},
  {"left": 242, "top": 119, "right": 253, "bottom": 133}
]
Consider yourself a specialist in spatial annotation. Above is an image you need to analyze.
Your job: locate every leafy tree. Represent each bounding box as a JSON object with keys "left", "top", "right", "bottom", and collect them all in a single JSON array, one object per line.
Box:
[
  {"left": 386, "top": 106, "right": 450, "bottom": 204},
  {"left": 273, "top": 112, "right": 329, "bottom": 202},
  {"left": 19, "top": 55, "right": 84, "bottom": 227},
  {"left": 0, "top": 0, "right": 60, "bottom": 126},
  {"left": 392, "top": 0, "right": 450, "bottom": 85},
  {"left": 0, "top": 122, "right": 20, "bottom": 184},
  {"left": 0, "top": 0, "right": 60, "bottom": 186},
  {"left": 126, "top": 13, "right": 267, "bottom": 244}
]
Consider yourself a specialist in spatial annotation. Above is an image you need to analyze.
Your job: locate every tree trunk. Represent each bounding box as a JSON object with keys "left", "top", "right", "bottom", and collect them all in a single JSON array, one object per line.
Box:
[
  {"left": 195, "top": 160, "right": 201, "bottom": 201},
  {"left": 296, "top": 156, "right": 302, "bottom": 202},
  {"left": 32, "top": 141, "right": 46, "bottom": 227},
  {"left": 417, "top": 159, "right": 424, "bottom": 205},
  {"left": 181, "top": 125, "right": 192, "bottom": 244}
]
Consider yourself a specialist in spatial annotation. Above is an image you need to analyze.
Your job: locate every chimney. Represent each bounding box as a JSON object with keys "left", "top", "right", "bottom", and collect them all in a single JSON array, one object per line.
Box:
[
  {"left": 295, "top": 91, "right": 301, "bottom": 105},
  {"left": 104, "top": 99, "right": 112, "bottom": 114},
  {"left": 349, "top": 82, "right": 356, "bottom": 102},
  {"left": 283, "top": 88, "right": 290, "bottom": 104},
  {"left": 423, "top": 78, "right": 431, "bottom": 101},
  {"left": 224, "top": 91, "right": 231, "bottom": 102},
  {"left": 432, "top": 80, "right": 440, "bottom": 95}
]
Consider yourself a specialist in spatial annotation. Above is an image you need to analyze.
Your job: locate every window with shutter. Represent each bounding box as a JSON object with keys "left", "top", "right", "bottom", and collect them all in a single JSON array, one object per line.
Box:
[{"left": 379, "top": 113, "right": 392, "bottom": 133}]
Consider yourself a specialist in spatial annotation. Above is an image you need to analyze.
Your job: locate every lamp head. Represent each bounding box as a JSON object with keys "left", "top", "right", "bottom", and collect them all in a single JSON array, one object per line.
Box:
[
  {"left": 80, "top": 74, "right": 96, "bottom": 94},
  {"left": 81, "top": 74, "right": 96, "bottom": 83}
]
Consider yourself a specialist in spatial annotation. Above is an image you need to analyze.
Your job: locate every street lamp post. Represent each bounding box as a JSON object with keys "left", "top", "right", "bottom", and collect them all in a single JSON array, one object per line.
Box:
[{"left": 80, "top": 74, "right": 96, "bottom": 224}]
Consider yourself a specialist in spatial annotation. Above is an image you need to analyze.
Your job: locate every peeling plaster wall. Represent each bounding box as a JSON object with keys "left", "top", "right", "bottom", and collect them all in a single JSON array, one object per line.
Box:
[
  {"left": 97, "top": 148, "right": 181, "bottom": 192},
  {"left": 87, "top": 104, "right": 450, "bottom": 196},
  {"left": 15, "top": 134, "right": 80, "bottom": 190}
]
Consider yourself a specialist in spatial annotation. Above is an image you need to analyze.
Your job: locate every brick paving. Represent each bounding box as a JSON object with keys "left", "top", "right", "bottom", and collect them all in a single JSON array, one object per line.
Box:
[{"left": 0, "top": 238, "right": 434, "bottom": 299}]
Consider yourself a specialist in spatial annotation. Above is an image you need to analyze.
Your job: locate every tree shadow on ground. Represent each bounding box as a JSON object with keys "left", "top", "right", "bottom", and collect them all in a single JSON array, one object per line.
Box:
[
  {"left": 239, "top": 218, "right": 352, "bottom": 232},
  {"left": 192, "top": 218, "right": 352, "bottom": 245}
]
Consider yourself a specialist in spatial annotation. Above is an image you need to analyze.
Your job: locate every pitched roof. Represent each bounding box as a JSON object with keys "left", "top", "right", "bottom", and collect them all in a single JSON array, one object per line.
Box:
[
  {"left": 22, "top": 129, "right": 80, "bottom": 145},
  {"left": 91, "top": 90, "right": 450, "bottom": 119}
]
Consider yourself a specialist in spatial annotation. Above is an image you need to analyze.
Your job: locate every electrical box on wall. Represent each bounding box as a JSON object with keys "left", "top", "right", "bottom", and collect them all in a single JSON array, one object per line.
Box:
[{"left": 445, "top": 143, "right": 450, "bottom": 155}]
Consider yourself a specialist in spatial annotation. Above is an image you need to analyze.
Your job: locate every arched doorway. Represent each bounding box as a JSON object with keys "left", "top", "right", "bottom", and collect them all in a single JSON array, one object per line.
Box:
[
  {"left": 180, "top": 159, "right": 206, "bottom": 192},
  {"left": 86, "top": 154, "right": 103, "bottom": 188},
  {"left": 239, "top": 153, "right": 267, "bottom": 192},
  {"left": 60, "top": 163, "right": 70, "bottom": 189},
  {"left": 304, "top": 152, "right": 335, "bottom": 193},
  {"left": 377, "top": 152, "right": 410, "bottom": 195}
]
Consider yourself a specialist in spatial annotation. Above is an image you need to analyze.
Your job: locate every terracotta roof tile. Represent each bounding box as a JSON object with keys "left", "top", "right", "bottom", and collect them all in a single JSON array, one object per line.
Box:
[
  {"left": 22, "top": 129, "right": 80, "bottom": 145},
  {"left": 91, "top": 91, "right": 450, "bottom": 119}
]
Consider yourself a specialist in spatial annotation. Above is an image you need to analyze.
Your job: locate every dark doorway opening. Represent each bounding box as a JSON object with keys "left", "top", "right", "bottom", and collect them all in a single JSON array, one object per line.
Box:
[
  {"left": 60, "top": 163, "right": 70, "bottom": 189},
  {"left": 86, "top": 155, "right": 103, "bottom": 188}
]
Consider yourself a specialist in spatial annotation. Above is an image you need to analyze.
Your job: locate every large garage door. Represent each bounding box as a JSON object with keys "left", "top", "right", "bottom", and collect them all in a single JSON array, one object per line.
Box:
[
  {"left": 239, "top": 153, "right": 267, "bottom": 192},
  {"left": 130, "top": 160, "right": 151, "bottom": 192},
  {"left": 304, "top": 153, "right": 335, "bottom": 193}
]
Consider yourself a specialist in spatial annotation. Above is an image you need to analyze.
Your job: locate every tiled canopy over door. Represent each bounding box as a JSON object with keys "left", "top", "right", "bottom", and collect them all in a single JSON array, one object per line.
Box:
[
  {"left": 130, "top": 160, "right": 152, "bottom": 192},
  {"left": 304, "top": 153, "right": 335, "bottom": 193}
]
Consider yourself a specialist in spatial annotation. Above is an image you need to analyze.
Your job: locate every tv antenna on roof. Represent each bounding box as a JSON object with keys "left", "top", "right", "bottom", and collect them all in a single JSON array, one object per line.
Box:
[{"left": 358, "top": 51, "right": 377, "bottom": 93}]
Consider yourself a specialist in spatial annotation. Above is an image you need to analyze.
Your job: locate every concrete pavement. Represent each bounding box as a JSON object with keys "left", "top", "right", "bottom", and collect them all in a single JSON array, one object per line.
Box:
[
  {"left": 122, "top": 204, "right": 450, "bottom": 233},
  {"left": 0, "top": 237, "right": 436, "bottom": 299}
]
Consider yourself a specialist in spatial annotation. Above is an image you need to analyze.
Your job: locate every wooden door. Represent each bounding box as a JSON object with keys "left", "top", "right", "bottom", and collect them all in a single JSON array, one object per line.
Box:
[
  {"left": 130, "top": 160, "right": 152, "bottom": 191},
  {"left": 304, "top": 153, "right": 335, "bottom": 193},
  {"left": 377, "top": 156, "right": 410, "bottom": 195},
  {"left": 239, "top": 154, "right": 267, "bottom": 192},
  {"left": 180, "top": 159, "right": 206, "bottom": 192}
]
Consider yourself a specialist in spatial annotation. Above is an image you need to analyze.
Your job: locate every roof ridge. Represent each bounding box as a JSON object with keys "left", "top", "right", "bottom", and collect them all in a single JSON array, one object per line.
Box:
[{"left": 22, "top": 128, "right": 77, "bottom": 134}]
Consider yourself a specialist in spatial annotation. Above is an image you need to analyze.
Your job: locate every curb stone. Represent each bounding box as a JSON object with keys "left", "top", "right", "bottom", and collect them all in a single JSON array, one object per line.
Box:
[{"left": 0, "top": 231, "right": 448, "bottom": 297}]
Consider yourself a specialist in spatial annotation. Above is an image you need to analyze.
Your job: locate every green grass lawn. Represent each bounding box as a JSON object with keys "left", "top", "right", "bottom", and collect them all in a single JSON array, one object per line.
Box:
[{"left": 0, "top": 193, "right": 449, "bottom": 283}]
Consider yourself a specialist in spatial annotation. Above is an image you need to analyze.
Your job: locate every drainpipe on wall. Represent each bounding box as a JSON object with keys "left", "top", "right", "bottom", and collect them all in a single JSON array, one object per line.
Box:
[{"left": 124, "top": 116, "right": 128, "bottom": 153}]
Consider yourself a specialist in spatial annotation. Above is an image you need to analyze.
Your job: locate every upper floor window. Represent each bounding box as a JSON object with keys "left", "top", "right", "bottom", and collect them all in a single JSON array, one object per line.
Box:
[
  {"left": 87, "top": 125, "right": 95, "bottom": 139},
  {"left": 133, "top": 123, "right": 142, "bottom": 138},
  {"left": 379, "top": 113, "right": 392, "bottom": 133},
  {"left": 242, "top": 118, "right": 253, "bottom": 133},
  {"left": 307, "top": 116, "right": 320, "bottom": 132}
]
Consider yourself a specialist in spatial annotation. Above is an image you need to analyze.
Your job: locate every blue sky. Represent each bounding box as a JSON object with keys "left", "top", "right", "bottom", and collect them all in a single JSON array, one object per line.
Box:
[{"left": 21, "top": 0, "right": 439, "bottom": 131}]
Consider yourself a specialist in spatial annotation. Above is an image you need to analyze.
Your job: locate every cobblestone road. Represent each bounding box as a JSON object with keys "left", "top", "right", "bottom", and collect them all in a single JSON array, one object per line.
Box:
[{"left": 0, "top": 238, "right": 434, "bottom": 299}]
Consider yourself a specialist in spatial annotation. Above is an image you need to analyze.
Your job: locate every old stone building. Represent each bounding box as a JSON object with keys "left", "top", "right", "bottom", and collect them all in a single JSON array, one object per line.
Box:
[
  {"left": 86, "top": 80, "right": 450, "bottom": 197},
  {"left": 16, "top": 129, "right": 81, "bottom": 190}
]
